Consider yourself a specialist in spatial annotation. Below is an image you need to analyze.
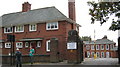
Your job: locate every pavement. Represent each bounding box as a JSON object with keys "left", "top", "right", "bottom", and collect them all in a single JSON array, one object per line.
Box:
[
  {"left": 81, "top": 58, "right": 119, "bottom": 65},
  {"left": 1, "top": 58, "right": 120, "bottom": 67}
]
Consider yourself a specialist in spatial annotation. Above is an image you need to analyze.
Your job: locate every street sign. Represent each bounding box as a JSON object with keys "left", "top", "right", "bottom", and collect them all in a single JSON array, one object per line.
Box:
[{"left": 67, "top": 42, "right": 77, "bottom": 49}]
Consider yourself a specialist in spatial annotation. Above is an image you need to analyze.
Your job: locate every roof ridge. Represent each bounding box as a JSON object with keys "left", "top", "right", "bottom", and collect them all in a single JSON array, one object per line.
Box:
[
  {"left": 31, "top": 6, "right": 55, "bottom": 11},
  {"left": 2, "top": 6, "right": 56, "bottom": 17}
]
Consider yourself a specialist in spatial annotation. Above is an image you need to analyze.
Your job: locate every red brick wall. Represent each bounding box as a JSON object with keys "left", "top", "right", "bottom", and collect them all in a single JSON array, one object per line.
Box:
[
  {"left": 1, "top": 21, "right": 74, "bottom": 59},
  {"left": 83, "top": 44, "right": 118, "bottom": 58}
]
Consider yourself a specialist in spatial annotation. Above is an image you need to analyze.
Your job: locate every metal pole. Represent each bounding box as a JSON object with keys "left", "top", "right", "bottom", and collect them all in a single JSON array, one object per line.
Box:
[
  {"left": 10, "top": 42, "right": 12, "bottom": 66},
  {"left": 117, "top": 2, "right": 120, "bottom": 63},
  {"left": 12, "top": 26, "right": 15, "bottom": 65},
  {"left": 118, "top": 22, "right": 120, "bottom": 64}
]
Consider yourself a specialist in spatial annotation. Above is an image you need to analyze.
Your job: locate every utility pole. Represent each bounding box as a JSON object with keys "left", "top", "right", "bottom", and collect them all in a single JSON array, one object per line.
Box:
[{"left": 117, "top": 10, "right": 120, "bottom": 64}]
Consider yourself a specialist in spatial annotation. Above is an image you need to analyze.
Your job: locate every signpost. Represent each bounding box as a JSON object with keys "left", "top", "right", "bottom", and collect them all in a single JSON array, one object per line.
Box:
[{"left": 67, "top": 30, "right": 83, "bottom": 64}]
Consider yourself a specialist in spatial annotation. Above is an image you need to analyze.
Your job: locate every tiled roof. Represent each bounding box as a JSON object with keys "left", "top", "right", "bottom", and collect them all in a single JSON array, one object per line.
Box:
[
  {"left": 83, "top": 39, "right": 115, "bottom": 45},
  {"left": 1, "top": 6, "right": 75, "bottom": 27}
]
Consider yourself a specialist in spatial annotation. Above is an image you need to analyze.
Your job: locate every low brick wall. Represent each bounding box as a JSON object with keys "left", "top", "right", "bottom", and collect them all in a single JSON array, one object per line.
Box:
[{"left": 1, "top": 55, "right": 50, "bottom": 64}]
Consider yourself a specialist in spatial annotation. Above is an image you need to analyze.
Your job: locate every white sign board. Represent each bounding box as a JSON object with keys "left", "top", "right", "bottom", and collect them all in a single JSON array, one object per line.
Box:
[{"left": 67, "top": 42, "right": 77, "bottom": 49}]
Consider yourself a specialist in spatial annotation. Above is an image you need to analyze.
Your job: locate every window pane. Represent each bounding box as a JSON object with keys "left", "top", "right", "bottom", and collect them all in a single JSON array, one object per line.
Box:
[
  {"left": 51, "top": 23, "right": 54, "bottom": 29},
  {"left": 46, "top": 22, "right": 58, "bottom": 30},
  {"left": 91, "top": 52, "right": 94, "bottom": 58},
  {"left": 25, "top": 42, "right": 29, "bottom": 47},
  {"left": 29, "top": 24, "right": 36, "bottom": 31},
  {"left": 37, "top": 41, "right": 41, "bottom": 47},
  {"left": 16, "top": 42, "right": 23, "bottom": 48},
  {"left": 46, "top": 40, "right": 50, "bottom": 51},
  {"left": 5, "top": 43, "right": 11, "bottom": 48},
  {"left": 48, "top": 42, "right": 50, "bottom": 50},
  {"left": 54, "top": 23, "right": 57, "bottom": 28}
]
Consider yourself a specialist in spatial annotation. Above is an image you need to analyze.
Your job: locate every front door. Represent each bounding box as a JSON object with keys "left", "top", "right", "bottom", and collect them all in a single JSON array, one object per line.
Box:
[
  {"left": 30, "top": 41, "right": 36, "bottom": 53},
  {"left": 106, "top": 52, "right": 110, "bottom": 58}
]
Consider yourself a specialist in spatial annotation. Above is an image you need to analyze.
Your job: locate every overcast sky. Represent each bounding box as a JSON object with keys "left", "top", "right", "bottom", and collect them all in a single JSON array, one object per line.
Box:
[{"left": 0, "top": 0, "right": 118, "bottom": 45}]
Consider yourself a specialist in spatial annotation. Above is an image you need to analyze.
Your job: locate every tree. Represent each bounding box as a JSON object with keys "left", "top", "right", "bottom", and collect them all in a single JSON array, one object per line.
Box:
[
  {"left": 87, "top": 0, "right": 120, "bottom": 31},
  {"left": 81, "top": 36, "right": 92, "bottom": 41}
]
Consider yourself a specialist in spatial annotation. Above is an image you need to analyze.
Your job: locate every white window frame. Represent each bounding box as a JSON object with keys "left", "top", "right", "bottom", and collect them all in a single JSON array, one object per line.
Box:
[
  {"left": 110, "top": 44, "right": 114, "bottom": 50},
  {"left": 15, "top": 25, "right": 24, "bottom": 32},
  {"left": 16, "top": 42, "right": 23, "bottom": 48},
  {"left": 101, "top": 45, "right": 104, "bottom": 50},
  {"left": 37, "top": 41, "right": 41, "bottom": 47},
  {"left": 0, "top": 43, "right": 3, "bottom": 48},
  {"left": 46, "top": 40, "right": 50, "bottom": 52},
  {"left": 91, "top": 45, "right": 95, "bottom": 50},
  {"left": 101, "top": 52, "right": 104, "bottom": 58},
  {"left": 25, "top": 42, "right": 29, "bottom": 48},
  {"left": 87, "top": 51, "right": 90, "bottom": 58},
  {"left": 91, "top": 52, "right": 94, "bottom": 58},
  {"left": 29, "top": 24, "right": 37, "bottom": 31},
  {"left": 106, "top": 44, "right": 109, "bottom": 50},
  {"left": 96, "top": 45, "right": 99, "bottom": 50},
  {"left": 46, "top": 22, "right": 58, "bottom": 30},
  {"left": 5, "top": 43, "right": 11, "bottom": 48},
  {"left": 86, "top": 45, "right": 90, "bottom": 50},
  {"left": 96, "top": 52, "right": 100, "bottom": 58},
  {"left": 4, "top": 27, "right": 13, "bottom": 33}
]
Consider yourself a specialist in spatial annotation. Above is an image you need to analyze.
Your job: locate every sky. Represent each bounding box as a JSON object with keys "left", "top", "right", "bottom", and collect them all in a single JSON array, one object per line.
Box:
[{"left": 0, "top": 0, "right": 118, "bottom": 45}]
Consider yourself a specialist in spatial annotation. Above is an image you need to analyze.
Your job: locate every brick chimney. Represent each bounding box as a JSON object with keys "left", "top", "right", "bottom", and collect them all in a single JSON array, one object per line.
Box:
[
  {"left": 22, "top": 2, "right": 31, "bottom": 12},
  {"left": 68, "top": 0, "right": 76, "bottom": 21}
]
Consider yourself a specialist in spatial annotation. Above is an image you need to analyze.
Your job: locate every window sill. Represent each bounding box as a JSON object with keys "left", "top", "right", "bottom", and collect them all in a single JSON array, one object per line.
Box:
[
  {"left": 29, "top": 30, "right": 37, "bottom": 32},
  {"left": 46, "top": 29, "right": 58, "bottom": 31},
  {"left": 4, "top": 32, "right": 13, "bottom": 34},
  {"left": 15, "top": 31, "right": 24, "bottom": 33},
  {"left": 5, "top": 47, "right": 11, "bottom": 49}
]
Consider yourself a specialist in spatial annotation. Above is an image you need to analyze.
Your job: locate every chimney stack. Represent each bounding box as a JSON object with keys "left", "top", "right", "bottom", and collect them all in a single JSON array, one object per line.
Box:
[
  {"left": 22, "top": 2, "right": 31, "bottom": 12},
  {"left": 68, "top": 0, "right": 76, "bottom": 21}
]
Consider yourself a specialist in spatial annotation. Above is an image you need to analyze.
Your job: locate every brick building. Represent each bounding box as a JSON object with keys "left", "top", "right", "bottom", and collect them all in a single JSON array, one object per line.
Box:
[
  {"left": 83, "top": 36, "right": 118, "bottom": 58},
  {"left": 0, "top": 0, "right": 80, "bottom": 62}
]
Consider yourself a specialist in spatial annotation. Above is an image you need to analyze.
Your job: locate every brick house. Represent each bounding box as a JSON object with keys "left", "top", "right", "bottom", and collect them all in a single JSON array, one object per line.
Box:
[
  {"left": 83, "top": 36, "right": 118, "bottom": 58},
  {"left": 0, "top": 0, "right": 80, "bottom": 62}
]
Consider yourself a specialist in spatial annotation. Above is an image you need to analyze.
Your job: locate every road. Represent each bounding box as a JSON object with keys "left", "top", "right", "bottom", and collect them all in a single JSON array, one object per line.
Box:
[{"left": 1, "top": 58, "right": 119, "bottom": 67}]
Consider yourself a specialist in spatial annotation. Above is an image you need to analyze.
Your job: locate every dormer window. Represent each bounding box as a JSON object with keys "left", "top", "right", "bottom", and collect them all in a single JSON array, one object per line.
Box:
[
  {"left": 29, "top": 24, "right": 37, "bottom": 31},
  {"left": 15, "top": 25, "right": 24, "bottom": 32},
  {"left": 4, "top": 27, "right": 13, "bottom": 33},
  {"left": 46, "top": 22, "right": 58, "bottom": 30}
]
